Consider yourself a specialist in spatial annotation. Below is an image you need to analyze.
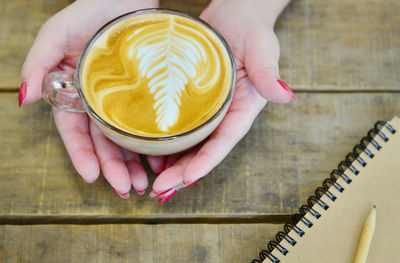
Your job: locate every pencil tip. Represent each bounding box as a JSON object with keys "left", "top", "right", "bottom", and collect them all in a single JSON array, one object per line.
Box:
[{"left": 373, "top": 205, "right": 376, "bottom": 209}]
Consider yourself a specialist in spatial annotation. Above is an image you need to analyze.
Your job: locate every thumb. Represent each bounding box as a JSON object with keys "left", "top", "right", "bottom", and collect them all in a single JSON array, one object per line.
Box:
[
  {"left": 20, "top": 21, "right": 64, "bottom": 106},
  {"left": 244, "top": 27, "right": 295, "bottom": 103}
]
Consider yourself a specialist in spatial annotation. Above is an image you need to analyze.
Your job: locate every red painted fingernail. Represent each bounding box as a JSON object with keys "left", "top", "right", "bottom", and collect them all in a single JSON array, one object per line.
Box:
[
  {"left": 132, "top": 185, "right": 145, "bottom": 195},
  {"left": 82, "top": 177, "right": 92, "bottom": 184},
  {"left": 112, "top": 187, "right": 130, "bottom": 199},
  {"left": 153, "top": 188, "right": 173, "bottom": 198},
  {"left": 158, "top": 190, "right": 177, "bottom": 204},
  {"left": 277, "top": 79, "right": 296, "bottom": 101},
  {"left": 132, "top": 186, "right": 145, "bottom": 195},
  {"left": 19, "top": 81, "right": 27, "bottom": 107},
  {"left": 184, "top": 179, "right": 199, "bottom": 188}
]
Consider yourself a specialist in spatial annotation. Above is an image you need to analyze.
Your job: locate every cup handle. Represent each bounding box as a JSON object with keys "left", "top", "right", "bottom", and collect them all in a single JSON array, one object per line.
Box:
[{"left": 42, "top": 71, "right": 85, "bottom": 112}]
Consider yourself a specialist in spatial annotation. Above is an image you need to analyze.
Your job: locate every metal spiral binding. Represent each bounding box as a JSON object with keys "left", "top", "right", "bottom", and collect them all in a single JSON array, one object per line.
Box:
[{"left": 251, "top": 120, "right": 396, "bottom": 263}]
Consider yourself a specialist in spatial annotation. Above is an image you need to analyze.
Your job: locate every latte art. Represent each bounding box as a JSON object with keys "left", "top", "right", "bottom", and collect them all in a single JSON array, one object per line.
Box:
[
  {"left": 82, "top": 13, "right": 232, "bottom": 137},
  {"left": 131, "top": 16, "right": 220, "bottom": 131}
]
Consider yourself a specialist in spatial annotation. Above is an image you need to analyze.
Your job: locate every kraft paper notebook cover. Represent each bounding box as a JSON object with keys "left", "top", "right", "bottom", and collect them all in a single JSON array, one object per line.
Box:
[{"left": 253, "top": 117, "right": 400, "bottom": 263}]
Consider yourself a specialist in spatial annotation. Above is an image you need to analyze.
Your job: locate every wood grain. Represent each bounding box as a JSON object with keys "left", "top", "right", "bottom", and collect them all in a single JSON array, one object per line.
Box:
[
  {"left": 0, "top": 223, "right": 282, "bottom": 263},
  {"left": 1, "top": 0, "right": 399, "bottom": 90},
  {"left": 0, "top": 0, "right": 74, "bottom": 89},
  {"left": 2, "top": 0, "right": 399, "bottom": 261},
  {"left": 1, "top": 92, "right": 399, "bottom": 218},
  {"left": 278, "top": 0, "right": 400, "bottom": 91}
]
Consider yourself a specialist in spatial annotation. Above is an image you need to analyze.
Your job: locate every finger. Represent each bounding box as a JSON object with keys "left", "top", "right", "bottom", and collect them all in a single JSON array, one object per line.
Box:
[
  {"left": 146, "top": 155, "right": 166, "bottom": 175},
  {"left": 53, "top": 108, "right": 100, "bottom": 183},
  {"left": 146, "top": 153, "right": 184, "bottom": 176},
  {"left": 164, "top": 153, "right": 184, "bottom": 169},
  {"left": 183, "top": 78, "right": 266, "bottom": 184},
  {"left": 21, "top": 21, "right": 65, "bottom": 106},
  {"left": 122, "top": 149, "right": 148, "bottom": 195},
  {"left": 90, "top": 121, "right": 131, "bottom": 198},
  {"left": 244, "top": 27, "right": 295, "bottom": 103},
  {"left": 150, "top": 150, "right": 198, "bottom": 196}
]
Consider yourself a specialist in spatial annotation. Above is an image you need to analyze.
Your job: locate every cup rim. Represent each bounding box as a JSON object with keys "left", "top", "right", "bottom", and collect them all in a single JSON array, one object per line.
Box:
[{"left": 75, "top": 8, "right": 236, "bottom": 141}]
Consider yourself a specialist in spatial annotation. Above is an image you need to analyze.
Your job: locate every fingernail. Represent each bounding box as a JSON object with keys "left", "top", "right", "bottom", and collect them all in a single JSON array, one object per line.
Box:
[
  {"left": 277, "top": 79, "right": 296, "bottom": 101},
  {"left": 112, "top": 187, "right": 130, "bottom": 199},
  {"left": 184, "top": 179, "right": 200, "bottom": 188},
  {"left": 132, "top": 186, "right": 145, "bottom": 195},
  {"left": 19, "top": 81, "right": 27, "bottom": 107},
  {"left": 150, "top": 188, "right": 173, "bottom": 198},
  {"left": 158, "top": 189, "right": 177, "bottom": 204},
  {"left": 82, "top": 177, "right": 92, "bottom": 184}
]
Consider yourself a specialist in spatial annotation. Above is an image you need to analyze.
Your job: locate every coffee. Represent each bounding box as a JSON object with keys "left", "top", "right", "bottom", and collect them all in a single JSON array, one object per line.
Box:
[{"left": 82, "top": 13, "right": 233, "bottom": 137}]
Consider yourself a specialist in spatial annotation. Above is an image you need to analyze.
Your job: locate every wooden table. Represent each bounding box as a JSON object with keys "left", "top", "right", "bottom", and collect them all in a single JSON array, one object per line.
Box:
[{"left": 1, "top": 0, "right": 399, "bottom": 262}]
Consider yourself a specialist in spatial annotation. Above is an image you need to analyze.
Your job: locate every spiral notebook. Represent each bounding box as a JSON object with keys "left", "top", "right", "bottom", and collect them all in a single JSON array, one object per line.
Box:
[{"left": 253, "top": 116, "right": 400, "bottom": 263}]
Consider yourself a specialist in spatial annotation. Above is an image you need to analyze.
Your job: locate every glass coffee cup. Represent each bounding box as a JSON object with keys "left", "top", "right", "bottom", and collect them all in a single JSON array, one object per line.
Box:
[{"left": 43, "top": 9, "right": 236, "bottom": 155}]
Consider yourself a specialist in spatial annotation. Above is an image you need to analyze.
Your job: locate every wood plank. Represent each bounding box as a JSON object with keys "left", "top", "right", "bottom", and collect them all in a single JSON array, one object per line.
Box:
[
  {"left": 277, "top": 0, "right": 400, "bottom": 91},
  {"left": 1, "top": 0, "right": 399, "bottom": 91},
  {"left": 1, "top": 92, "right": 399, "bottom": 217},
  {"left": 0, "top": 0, "right": 74, "bottom": 89},
  {"left": 0, "top": 223, "right": 283, "bottom": 263}
]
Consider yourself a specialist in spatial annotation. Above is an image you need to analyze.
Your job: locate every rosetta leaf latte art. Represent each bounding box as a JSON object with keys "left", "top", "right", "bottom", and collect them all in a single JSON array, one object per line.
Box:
[
  {"left": 83, "top": 14, "right": 229, "bottom": 137},
  {"left": 127, "top": 18, "right": 209, "bottom": 132}
]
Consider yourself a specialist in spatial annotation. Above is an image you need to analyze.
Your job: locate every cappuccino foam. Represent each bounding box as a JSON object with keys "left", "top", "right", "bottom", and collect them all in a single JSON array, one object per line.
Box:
[{"left": 82, "top": 13, "right": 233, "bottom": 137}]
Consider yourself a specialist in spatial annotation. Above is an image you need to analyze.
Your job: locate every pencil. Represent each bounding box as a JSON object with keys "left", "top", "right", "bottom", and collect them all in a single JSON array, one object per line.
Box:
[{"left": 353, "top": 205, "right": 376, "bottom": 263}]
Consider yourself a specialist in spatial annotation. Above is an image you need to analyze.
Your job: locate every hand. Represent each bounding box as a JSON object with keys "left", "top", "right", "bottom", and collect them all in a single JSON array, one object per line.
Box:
[
  {"left": 147, "top": 0, "right": 295, "bottom": 202},
  {"left": 21, "top": 0, "right": 159, "bottom": 198}
]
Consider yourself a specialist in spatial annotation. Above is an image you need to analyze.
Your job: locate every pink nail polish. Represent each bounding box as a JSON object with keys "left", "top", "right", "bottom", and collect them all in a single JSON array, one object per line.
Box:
[
  {"left": 153, "top": 188, "right": 173, "bottom": 198},
  {"left": 159, "top": 190, "right": 177, "bottom": 203},
  {"left": 184, "top": 179, "right": 199, "bottom": 188},
  {"left": 19, "top": 81, "right": 27, "bottom": 107},
  {"left": 112, "top": 187, "right": 130, "bottom": 199},
  {"left": 277, "top": 79, "right": 296, "bottom": 101}
]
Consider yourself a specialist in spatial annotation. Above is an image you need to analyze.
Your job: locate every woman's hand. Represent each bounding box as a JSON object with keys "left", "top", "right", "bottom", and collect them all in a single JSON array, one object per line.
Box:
[
  {"left": 21, "top": 0, "right": 294, "bottom": 202},
  {"left": 148, "top": 0, "right": 295, "bottom": 202},
  {"left": 21, "top": 0, "right": 159, "bottom": 198}
]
